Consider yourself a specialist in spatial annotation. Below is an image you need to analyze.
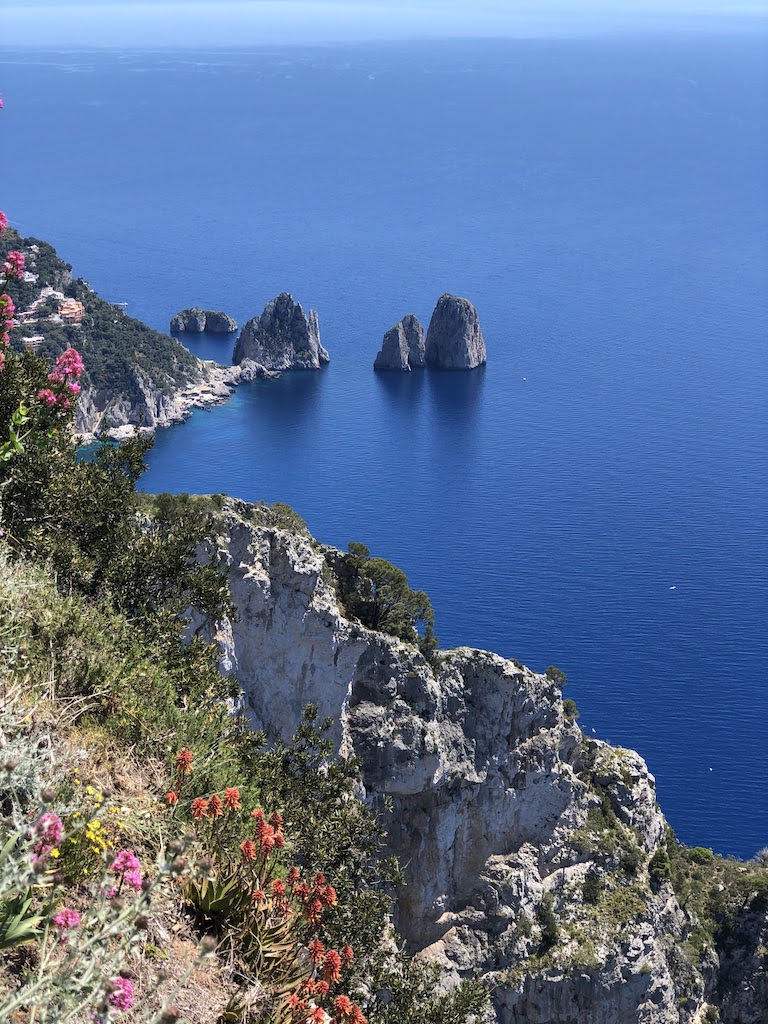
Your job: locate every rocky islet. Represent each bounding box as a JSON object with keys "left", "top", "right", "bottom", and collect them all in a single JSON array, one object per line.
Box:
[
  {"left": 232, "top": 292, "right": 330, "bottom": 373},
  {"left": 170, "top": 307, "right": 238, "bottom": 334}
]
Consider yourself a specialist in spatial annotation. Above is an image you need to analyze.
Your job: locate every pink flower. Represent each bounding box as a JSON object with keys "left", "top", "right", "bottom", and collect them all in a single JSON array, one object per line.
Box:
[
  {"left": 37, "top": 388, "right": 57, "bottom": 408},
  {"left": 38, "top": 813, "right": 63, "bottom": 846},
  {"left": 0, "top": 211, "right": 7, "bottom": 237},
  {"left": 67, "top": 381, "right": 81, "bottom": 395},
  {"left": 123, "top": 868, "right": 142, "bottom": 891},
  {"left": 0, "top": 353, "right": 5, "bottom": 372},
  {"left": 111, "top": 849, "right": 141, "bottom": 874},
  {"left": 53, "top": 907, "right": 80, "bottom": 941},
  {"left": 48, "top": 347, "right": 84, "bottom": 384},
  {"left": 108, "top": 977, "right": 134, "bottom": 1012},
  {"left": 2, "top": 251, "right": 25, "bottom": 280}
]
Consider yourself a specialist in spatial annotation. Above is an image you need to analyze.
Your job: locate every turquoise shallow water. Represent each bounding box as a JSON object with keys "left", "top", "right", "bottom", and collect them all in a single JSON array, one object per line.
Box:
[{"left": 1, "top": 31, "right": 767, "bottom": 856}]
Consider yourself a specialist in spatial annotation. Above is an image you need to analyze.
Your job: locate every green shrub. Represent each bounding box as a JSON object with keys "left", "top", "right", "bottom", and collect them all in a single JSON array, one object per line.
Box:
[
  {"left": 334, "top": 542, "right": 438, "bottom": 661},
  {"left": 537, "top": 892, "right": 559, "bottom": 951}
]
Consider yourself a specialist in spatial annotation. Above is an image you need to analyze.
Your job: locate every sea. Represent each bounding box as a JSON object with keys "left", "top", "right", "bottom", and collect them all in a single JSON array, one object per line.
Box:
[{"left": 1, "top": 23, "right": 766, "bottom": 858}]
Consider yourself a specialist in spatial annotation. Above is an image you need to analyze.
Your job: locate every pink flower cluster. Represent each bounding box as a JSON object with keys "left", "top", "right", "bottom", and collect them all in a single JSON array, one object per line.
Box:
[
  {"left": 0, "top": 294, "right": 13, "bottom": 362},
  {"left": 53, "top": 907, "right": 81, "bottom": 943},
  {"left": 108, "top": 848, "right": 142, "bottom": 895},
  {"left": 108, "top": 977, "right": 134, "bottom": 1012},
  {"left": 0, "top": 211, "right": 7, "bottom": 238},
  {"left": 31, "top": 812, "right": 64, "bottom": 863},
  {"left": 37, "top": 347, "right": 84, "bottom": 411},
  {"left": 1, "top": 250, "right": 24, "bottom": 281}
]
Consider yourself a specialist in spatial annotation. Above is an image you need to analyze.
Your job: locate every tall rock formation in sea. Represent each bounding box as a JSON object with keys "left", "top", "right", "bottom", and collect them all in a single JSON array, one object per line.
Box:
[
  {"left": 170, "top": 308, "right": 238, "bottom": 334},
  {"left": 189, "top": 499, "right": 768, "bottom": 1024},
  {"left": 425, "top": 293, "right": 487, "bottom": 369},
  {"left": 374, "top": 314, "right": 426, "bottom": 371},
  {"left": 233, "top": 293, "right": 330, "bottom": 372}
]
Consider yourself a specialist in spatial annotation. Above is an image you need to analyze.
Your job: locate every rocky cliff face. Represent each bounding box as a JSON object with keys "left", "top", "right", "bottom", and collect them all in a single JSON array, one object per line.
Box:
[
  {"left": 170, "top": 308, "right": 238, "bottom": 334},
  {"left": 425, "top": 294, "right": 487, "bottom": 370},
  {"left": 233, "top": 293, "right": 330, "bottom": 372},
  {"left": 190, "top": 502, "right": 767, "bottom": 1024},
  {"left": 74, "top": 361, "right": 244, "bottom": 443},
  {"left": 374, "top": 314, "right": 425, "bottom": 371}
]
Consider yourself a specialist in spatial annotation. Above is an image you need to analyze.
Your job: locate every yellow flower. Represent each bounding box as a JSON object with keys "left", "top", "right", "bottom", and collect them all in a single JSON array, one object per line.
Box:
[{"left": 50, "top": 848, "right": 60, "bottom": 858}]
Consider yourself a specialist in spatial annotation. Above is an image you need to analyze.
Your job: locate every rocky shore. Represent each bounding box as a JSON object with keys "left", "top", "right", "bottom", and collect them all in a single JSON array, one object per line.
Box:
[{"left": 74, "top": 361, "right": 252, "bottom": 444}]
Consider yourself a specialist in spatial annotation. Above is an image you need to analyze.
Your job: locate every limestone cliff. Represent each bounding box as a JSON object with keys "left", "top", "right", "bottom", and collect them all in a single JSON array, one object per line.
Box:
[
  {"left": 374, "top": 314, "right": 426, "bottom": 371},
  {"left": 170, "top": 308, "right": 238, "bottom": 334},
  {"left": 74, "top": 362, "right": 245, "bottom": 444},
  {"left": 233, "top": 293, "right": 330, "bottom": 372},
  {"left": 188, "top": 500, "right": 767, "bottom": 1024},
  {"left": 425, "top": 294, "right": 487, "bottom": 370}
]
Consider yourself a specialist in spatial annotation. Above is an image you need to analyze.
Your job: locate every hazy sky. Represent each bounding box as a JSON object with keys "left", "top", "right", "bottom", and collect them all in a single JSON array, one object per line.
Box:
[{"left": 2, "top": 0, "right": 767, "bottom": 47}]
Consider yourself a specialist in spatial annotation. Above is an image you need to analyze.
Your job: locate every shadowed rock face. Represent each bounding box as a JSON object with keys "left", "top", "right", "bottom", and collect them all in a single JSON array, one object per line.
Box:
[
  {"left": 374, "top": 314, "right": 425, "bottom": 371},
  {"left": 170, "top": 308, "right": 238, "bottom": 333},
  {"left": 425, "top": 293, "right": 486, "bottom": 369},
  {"left": 233, "top": 293, "right": 330, "bottom": 371}
]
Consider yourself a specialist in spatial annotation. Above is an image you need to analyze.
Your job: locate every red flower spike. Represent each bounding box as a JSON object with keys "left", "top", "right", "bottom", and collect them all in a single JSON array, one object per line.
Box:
[
  {"left": 333, "top": 996, "right": 352, "bottom": 1017},
  {"left": 321, "top": 884, "right": 337, "bottom": 907},
  {"left": 240, "top": 840, "right": 256, "bottom": 862},
  {"left": 308, "top": 937, "right": 325, "bottom": 965},
  {"left": 165, "top": 791, "right": 179, "bottom": 806},
  {"left": 271, "top": 878, "right": 286, "bottom": 897},
  {"left": 340, "top": 945, "right": 354, "bottom": 968},
  {"left": 209, "top": 794, "right": 223, "bottom": 817},
  {"left": 223, "top": 787, "right": 241, "bottom": 810},
  {"left": 191, "top": 797, "right": 209, "bottom": 819},
  {"left": 323, "top": 948, "right": 342, "bottom": 984},
  {"left": 176, "top": 749, "right": 193, "bottom": 774}
]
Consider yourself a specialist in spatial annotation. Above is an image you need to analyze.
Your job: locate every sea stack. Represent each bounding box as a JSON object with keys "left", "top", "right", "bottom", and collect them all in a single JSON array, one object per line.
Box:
[
  {"left": 233, "top": 293, "right": 330, "bottom": 372},
  {"left": 170, "top": 308, "right": 238, "bottom": 334},
  {"left": 373, "top": 314, "right": 425, "bottom": 372},
  {"left": 425, "top": 294, "right": 486, "bottom": 370}
]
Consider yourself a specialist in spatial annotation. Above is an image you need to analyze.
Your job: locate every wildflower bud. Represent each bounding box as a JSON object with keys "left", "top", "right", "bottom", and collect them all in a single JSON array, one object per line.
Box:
[
  {"left": 102, "top": 787, "right": 113, "bottom": 799},
  {"left": 198, "top": 856, "right": 214, "bottom": 873},
  {"left": 141, "top": 878, "right": 152, "bottom": 893},
  {"left": 118, "top": 968, "right": 135, "bottom": 979},
  {"left": 3, "top": 759, "right": 18, "bottom": 771},
  {"left": 134, "top": 915, "right": 150, "bottom": 930},
  {"left": 110, "top": 898, "right": 125, "bottom": 912},
  {"left": 160, "top": 1010, "right": 181, "bottom": 1023},
  {"left": 52, "top": 872, "right": 66, "bottom": 887},
  {"left": 156, "top": 970, "right": 170, "bottom": 983},
  {"left": 169, "top": 839, "right": 184, "bottom": 855},
  {"left": 41, "top": 787, "right": 56, "bottom": 803},
  {"left": 171, "top": 857, "right": 187, "bottom": 875},
  {"left": 33, "top": 859, "right": 49, "bottom": 874},
  {"left": 200, "top": 935, "right": 217, "bottom": 954}
]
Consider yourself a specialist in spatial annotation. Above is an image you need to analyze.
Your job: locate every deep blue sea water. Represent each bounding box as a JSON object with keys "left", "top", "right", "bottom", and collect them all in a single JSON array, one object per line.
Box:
[{"left": 1, "top": 29, "right": 767, "bottom": 857}]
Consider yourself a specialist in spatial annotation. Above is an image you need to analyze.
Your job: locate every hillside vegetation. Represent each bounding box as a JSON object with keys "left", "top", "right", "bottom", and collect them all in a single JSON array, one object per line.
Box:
[{"left": 0, "top": 227, "right": 199, "bottom": 404}]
